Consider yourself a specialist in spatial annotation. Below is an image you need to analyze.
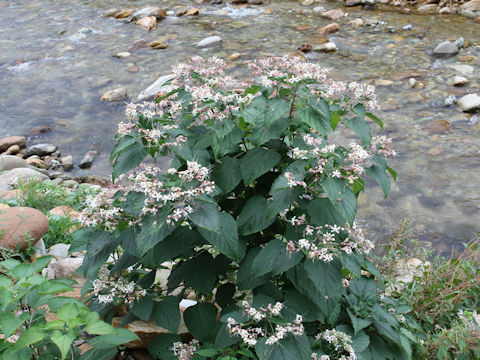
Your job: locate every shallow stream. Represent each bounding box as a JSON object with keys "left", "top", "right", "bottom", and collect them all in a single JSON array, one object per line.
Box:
[{"left": 1, "top": 0, "right": 479, "bottom": 251}]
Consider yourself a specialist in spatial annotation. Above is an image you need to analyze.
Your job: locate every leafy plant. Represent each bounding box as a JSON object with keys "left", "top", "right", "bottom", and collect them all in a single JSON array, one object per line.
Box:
[
  {"left": 0, "top": 256, "right": 139, "bottom": 360},
  {"left": 74, "top": 56, "right": 416, "bottom": 359},
  {"left": 4, "top": 180, "right": 98, "bottom": 214},
  {"left": 43, "top": 215, "right": 79, "bottom": 248},
  {"left": 379, "top": 232, "right": 480, "bottom": 360}
]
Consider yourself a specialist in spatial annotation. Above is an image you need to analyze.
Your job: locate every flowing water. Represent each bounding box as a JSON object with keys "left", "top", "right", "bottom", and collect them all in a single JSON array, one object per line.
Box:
[{"left": 1, "top": 0, "right": 479, "bottom": 251}]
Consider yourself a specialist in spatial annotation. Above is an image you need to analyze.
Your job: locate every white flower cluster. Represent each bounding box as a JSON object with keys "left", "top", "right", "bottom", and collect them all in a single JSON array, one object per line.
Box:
[
  {"left": 286, "top": 221, "right": 374, "bottom": 263},
  {"left": 125, "top": 162, "right": 215, "bottom": 225},
  {"left": 171, "top": 339, "right": 199, "bottom": 360},
  {"left": 80, "top": 188, "right": 127, "bottom": 231},
  {"left": 92, "top": 267, "right": 146, "bottom": 306},
  {"left": 249, "top": 56, "right": 329, "bottom": 87},
  {"left": 313, "top": 329, "right": 357, "bottom": 360},
  {"left": 226, "top": 301, "right": 304, "bottom": 347}
]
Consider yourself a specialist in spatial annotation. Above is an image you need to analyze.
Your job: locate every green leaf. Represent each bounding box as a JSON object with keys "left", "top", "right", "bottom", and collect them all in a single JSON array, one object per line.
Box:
[
  {"left": 8, "top": 256, "right": 53, "bottom": 279},
  {"left": 237, "top": 195, "right": 275, "bottom": 236},
  {"left": 87, "top": 328, "right": 139, "bottom": 348},
  {"left": 237, "top": 248, "right": 271, "bottom": 290},
  {"left": 212, "top": 157, "right": 242, "bottom": 194},
  {"left": 320, "top": 177, "right": 357, "bottom": 225},
  {"left": 297, "top": 99, "right": 332, "bottom": 136},
  {"left": 170, "top": 252, "right": 216, "bottom": 294},
  {"left": 240, "top": 148, "right": 280, "bottom": 185},
  {"left": 42, "top": 320, "right": 66, "bottom": 330},
  {"left": 366, "top": 112, "right": 384, "bottom": 128},
  {"left": 307, "top": 198, "right": 346, "bottom": 227},
  {"left": 365, "top": 165, "right": 390, "bottom": 197},
  {"left": 37, "top": 279, "right": 74, "bottom": 295},
  {"left": 112, "top": 141, "right": 148, "bottom": 181},
  {"left": 69, "top": 227, "right": 95, "bottom": 253},
  {"left": 189, "top": 201, "right": 221, "bottom": 232},
  {"left": 81, "top": 231, "right": 116, "bottom": 278},
  {"left": 183, "top": 303, "right": 218, "bottom": 342},
  {"left": 343, "top": 116, "right": 372, "bottom": 145},
  {"left": 241, "top": 96, "right": 267, "bottom": 125},
  {"left": 131, "top": 295, "right": 154, "bottom": 321},
  {"left": 387, "top": 166, "right": 397, "bottom": 181},
  {"left": 150, "top": 296, "right": 180, "bottom": 333},
  {"left": 142, "top": 227, "right": 201, "bottom": 267},
  {"left": 374, "top": 320, "right": 401, "bottom": 347},
  {"left": 57, "top": 303, "right": 79, "bottom": 322},
  {"left": 111, "top": 135, "right": 137, "bottom": 161},
  {"left": 251, "top": 117, "right": 289, "bottom": 147},
  {"left": 136, "top": 212, "right": 176, "bottom": 257},
  {"left": 303, "top": 259, "right": 344, "bottom": 301},
  {"left": 85, "top": 321, "right": 117, "bottom": 335},
  {"left": 215, "top": 323, "right": 240, "bottom": 349},
  {"left": 199, "top": 212, "right": 245, "bottom": 262},
  {"left": 347, "top": 309, "right": 372, "bottom": 335},
  {"left": 14, "top": 327, "right": 46, "bottom": 348},
  {"left": 252, "top": 239, "right": 303, "bottom": 277},
  {"left": 283, "top": 290, "right": 324, "bottom": 322},
  {"left": 0, "top": 312, "right": 28, "bottom": 338},
  {"left": 51, "top": 330, "right": 75, "bottom": 360},
  {"left": 197, "top": 348, "right": 219, "bottom": 357},
  {"left": 148, "top": 333, "right": 181, "bottom": 359},
  {"left": 255, "top": 334, "right": 311, "bottom": 360}
]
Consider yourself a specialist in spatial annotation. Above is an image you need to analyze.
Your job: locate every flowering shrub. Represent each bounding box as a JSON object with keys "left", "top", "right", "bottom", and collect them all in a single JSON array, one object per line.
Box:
[{"left": 74, "top": 55, "right": 419, "bottom": 359}]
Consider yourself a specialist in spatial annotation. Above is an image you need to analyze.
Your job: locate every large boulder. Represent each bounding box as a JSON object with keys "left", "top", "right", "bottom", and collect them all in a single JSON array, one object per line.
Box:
[
  {"left": 0, "top": 207, "right": 49, "bottom": 251},
  {"left": 0, "top": 168, "right": 49, "bottom": 189},
  {"left": 0, "top": 136, "right": 26, "bottom": 152},
  {"left": 461, "top": 0, "right": 480, "bottom": 11},
  {"left": 0, "top": 155, "right": 29, "bottom": 172},
  {"left": 131, "top": 7, "right": 167, "bottom": 21}
]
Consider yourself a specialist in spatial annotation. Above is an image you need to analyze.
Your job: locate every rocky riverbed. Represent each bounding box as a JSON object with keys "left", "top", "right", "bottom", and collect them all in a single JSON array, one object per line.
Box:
[{"left": 1, "top": 0, "right": 479, "bottom": 251}]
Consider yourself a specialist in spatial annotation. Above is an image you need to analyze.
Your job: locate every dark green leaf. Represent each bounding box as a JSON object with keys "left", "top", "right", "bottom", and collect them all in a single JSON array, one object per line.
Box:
[
  {"left": 237, "top": 248, "right": 271, "bottom": 290},
  {"left": 307, "top": 198, "right": 346, "bottom": 227},
  {"left": 240, "top": 148, "right": 280, "bottom": 185},
  {"left": 183, "top": 303, "right": 218, "bottom": 342},
  {"left": 365, "top": 165, "right": 390, "bottom": 197},
  {"left": 343, "top": 116, "right": 372, "bottom": 145},
  {"left": 366, "top": 112, "right": 384, "bottom": 128},
  {"left": 252, "top": 239, "right": 303, "bottom": 277},
  {"left": 320, "top": 177, "right": 357, "bottom": 225},
  {"left": 237, "top": 195, "right": 275, "bottom": 235},
  {"left": 212, "top": 157, "right": 242, "bottom": 194},
  {"left": 198, "top": 212, "right": 245, "bottom": 262},
  {"left": 112, "top": 142, "right": 148, "bottom": 181},
  {"left": 131, "top": 295, "right": 154, "bottom": 321},
  {"left": 148, "top": 333, "right": 181, "bottom": 359},
  {"left": 303, "top": 259, "right": 343, "bottom": 300},
  {"left": 189, "top": 202, "right": 221, "bottom": 232},
  {"left": 347, "top": 309, "right": 372, "bottom": 335},
  {"left": 151, "top": 296, "right": 180, "bottom": 333},
  {"left": 51, "top": 330, "right": 75, "bottom": 360},
  {"left": 255, "top": 334, "right": 311, "bottom": 360},
  {"left": 283, "top": 290, "right": 324, "bottom": 322},
  {"left": 136, "top": 212, "right": 176, "bottom": 257}
]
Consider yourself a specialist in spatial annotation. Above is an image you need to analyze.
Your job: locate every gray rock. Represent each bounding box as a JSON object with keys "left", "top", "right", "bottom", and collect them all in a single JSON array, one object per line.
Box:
[
  {"left": 60, "top": 155, "right": 74, "bottom": 171},
  {"left": 460, "top": 9, "right": 478, "bottom": 18},
  {"left": 433, "top": 41, "right": 459, "bottom": 58},
  {"left": 79, "top": 151, "right": 99, "bottom": 169},
  {"left": 444, "top": 95, "right": 457, "bottom": 106},
  {"left": 104, "top": 8, "right": 120, "bottom": 17},
  {"left": 33, "top": 238, "right": 47, "bottom": 256},
  {"left": 51, "top": 257, "right": 84, "bottom": 278},
  {"left": 454, "top": 37, "right": 465, "bottom": 48},
  {"left": 461, "top": 0, "right": 480, "bottom": 11},
  {"left": 101, "top": 87, "right": 128, "bottom": 101},
  {"left": 402, "top": 24, "right": 412, "bottom": 30},
  {"left": 197, "top": 35, "right": 222, "bottom": 48},
  {"left": 51, "top": 178, "right": 64, "bottom": 185},
  {"left": 131, "top": 7, "right": 163, "bottom": 21},
  {"left": 0, "top": 155, "right": 29, "bottom": 172},
  {"left": 0, "top": 168, "right": 49, "bottom": 189},
  {"left": 27, "top": 144, "right": 58, "bottom": 156},
  {"left": 138, "top": 74, "right": 175, "bottom": 101},
  {"left": 448, "top": 76, "right": 469, "bottom": 86},
  {"left": 417, "top": 4, "right": 437, "bottom": 12},
  {"left": 48, "top": 243, "right": 71, "bottom": 259},
  {"left": 345, "top": 0, "right": 363, "bottom": 6},
  {"left": 457, "top": 93, "right": 480, "bottom": 112},
  {"left": 312, "top": 42, "right": 337, "bottom": 52}
]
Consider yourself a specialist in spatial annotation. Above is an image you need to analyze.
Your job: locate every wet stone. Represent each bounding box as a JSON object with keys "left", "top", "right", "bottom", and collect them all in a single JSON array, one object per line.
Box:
[
  {"left": 318, "top": 23, "right": 340, "bottom": 34},
  {"left": 101, "top": 87, "right": 127, "bottom": 101},
  {"left": 27, "top": 143, "right": 57, "bottom": 156},
  {"left": 457, "top": 93, "right": 480, "bottom": 112},
  {"left": 444, "top": 95, "right": 457, "bottom": 106},
  {"left": 425, "top": 120, "right": 451, "bottom": 134},
  {"left": 433, "top": 41, "right": 459, "bottom": 58},
  {"left": 0, "top": 136, "right": 26, "bottom": 152},
  {"left": 79, "top": 151, "right": 99, "bottom": 169},
  {"left": 322, "top": 9, "right": 344, "bottom": 20},
  {"left": 197, "top": 35, "right": 222, "bottom": 48}
]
